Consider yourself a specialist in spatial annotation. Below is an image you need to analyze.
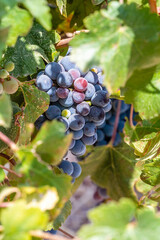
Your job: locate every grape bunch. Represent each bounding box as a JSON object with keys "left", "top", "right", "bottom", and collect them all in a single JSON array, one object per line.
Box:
[
  {"left": 35, "top": 56, "right": 110, "bottom": 157},
  {"left": 0, "top": 61, "right": 18, "bottom": 95}
]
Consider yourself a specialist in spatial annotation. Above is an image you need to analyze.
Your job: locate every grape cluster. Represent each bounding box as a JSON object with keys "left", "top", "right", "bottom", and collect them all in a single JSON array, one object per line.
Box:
[
  {"left": 35, "top": 56, "right": 110, "bottom": 158},
  {"left": 0, "top": 61, "right": 18, "bottom": 95},
  {"left": 95, "top": 99, "right": 137, "bottom": 146}
]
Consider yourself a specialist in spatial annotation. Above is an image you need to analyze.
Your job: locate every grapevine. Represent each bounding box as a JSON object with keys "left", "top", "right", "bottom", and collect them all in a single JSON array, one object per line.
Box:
[{"left": 0, "top": 1, "right": 160, "bottom": 240}]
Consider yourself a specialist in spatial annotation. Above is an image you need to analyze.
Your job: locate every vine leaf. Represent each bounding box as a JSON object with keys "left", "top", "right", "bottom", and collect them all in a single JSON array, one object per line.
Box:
[
  {"left": 91, "top": 0, "right": 105, "bottom": 5},
  {"left": 22, "top": 0, "right": 52, "bottom": 31},
  {"left": 0, "top": 93, "right": 12, "bottom": 128},
  {"left": 53, "top": 200, "right": 72, "bottom": 230},
  {"left": 16, "top": 149, "right": 72, "bottom": 200},
  {"left": 1, "top": 200, "right": 48, "bottom": 240},
  {"left": 1, "top": 6, "right": 32, "bottom": 46},
  {"left": 3, "top": 22, "right": 60, "bottom": 78},
  {"left": 124, "top": 66, "right": 160, "bottom": 120},
  {"left": 31, "top": 121, "right": 72, "bottom": 165},
  {"left": 70, "top": 2, "right": 160, "bottom": 93},
  {"left": 124, "top": 119, "right": 160, "bottom": 160},
  {"left": 56, "top": 0, "right": 67, "bottom": 17},
  {"left": 74, "top": 143, "right": 137, "bottom": 201},
  {"left": 0, "top": 0, "right": 17, "bottom": 20},
  {"left": 19, "top": 82, "right": 49, "bottom": 145},
  {"left": 78, "top": 198, "right": 160, "bottom": 240}
]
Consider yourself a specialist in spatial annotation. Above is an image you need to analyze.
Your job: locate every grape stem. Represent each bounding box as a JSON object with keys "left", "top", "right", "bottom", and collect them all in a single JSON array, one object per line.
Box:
[
  {"left": 0, "top": 131, "right": 18, "bottom": 151},
  {"left": 110, "top": 100, "right": 121, "bottom": 145},
  {"left": 58, "top": 228, "right": 74, "bottom": 238},
  {"left": 30, "top": 230, "right": 79, "bottom": 240},
  {"left": 0, "top": 153, "right": 16, "bottom": 166},
  {"left": 148, "top": 0, "right": 157, "bottom": 13},
  {"left": 129, "top": 104, "right": 134, "bottom": 128},
  {"left": 0, "top": 164, "right": 22, "bottom": 178}
]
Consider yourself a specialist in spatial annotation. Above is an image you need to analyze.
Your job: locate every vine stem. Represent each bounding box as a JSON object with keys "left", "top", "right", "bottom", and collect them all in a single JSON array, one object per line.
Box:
[
  {"left": 30, "top": 230, "right": 79, "bottom": 240},
  {"left": 110, "top": 100, "right": 121, "bottom": 145},
  {"left": 148, "top": 0, "right": 157, "bottom": 13},
  {"left": 0, "top": 164, "right": 22, "bottom": 178},
  {"left": 58, "top": 228, "right": 74, "bottom": 238},
  {"left": 129, "top": 104, "right": 134, "bottom": 128},
  {"left": 0, "top": 153, "right": 16, "bottom": 166},
  {"left": 0, "top": 131, "right": 18, "bottom": 151}
]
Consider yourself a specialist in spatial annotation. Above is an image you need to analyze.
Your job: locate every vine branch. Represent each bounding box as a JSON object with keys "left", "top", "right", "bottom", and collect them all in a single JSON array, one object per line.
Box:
[
  {"left": 0, "top": 131, "right": 18, "bottom": 151},
  {"left": 129, "top": 104, "right": 134, "bottom": 128},
  {"left": 30, "top": 230, "right": 79, "bottom": 240},
  {"left": 110, "top": 100, "right": 121, "bottom": 145},
  {"left": 148, "top": 0, "right": 157, "bottom": 13},
  {"left": 59, "top": 228, "right": 74, "bottom": 239},
  {"left": 0, "top": 153, "right": 16, "bottom": 166},
  {"left": 0, "top": 164, "right": 22, "bottom": 178}
]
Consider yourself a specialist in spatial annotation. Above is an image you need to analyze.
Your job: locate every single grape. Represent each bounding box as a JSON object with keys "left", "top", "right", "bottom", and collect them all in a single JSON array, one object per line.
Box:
[
  {"left": 4, "top": 61, "right": 15, "bottom": 72},
  {"left": 68, "top": 68, "right": 80, "bottom": 81},
  {"left": 56, "top": 87, "right": 69, "bottom": 99},
  {"left": 97, "top": 187, "right": 107, "bottom": 198},
  {"left": 94, "top": 117, "right": 106, "bottom": 127},
  {"left": 97, "top": 120, "right": 106, "bottom": 129},
  {"left": 58, "top": 160, "right": 74, "bottom": 175},
  {"left": 81, "top": 133, "right": 97, "bottom": 145},
  {"left": 71, "top": 129, "right": 83, "bottom": 140},
  {"left": 91, "top": 90, "right": 109, "bottom": 107},
  {"left": 35, "top": 115, "right": 46, "bottom": 129},
  {"left": 83, "top": 122, "right": 96, "bottom": 137},
  {"left": 57, "top": 72, "right": 73, "bottom": 88},
  {"left": 59, "top": 56, "right": 76, "bottom": 71},
  {"left": 84, "top": 71, "right": 98, "bottom": 85},
  {"left": 68, "top": 114, "right": 85, "bottom": 131},
  {"left": 84, "top": 83, "right": 95, "bottom": 100},
  {"left": 103, "top": 124, "right": 114, "bottom": 137},
  {"left": 72, "top": 91, "right": 85, "bottom": 104},
  {"left": 71, "top": 162, "right": 82, "bottom": 178},
  {"left": 69, "top": 139, "right": 76, "bottom": 150},
  {"left": 59, "top": 91, "right": 74, "bottom": 107},
  {"left": 36, "top": 74, "right": 52, "bottom": 92},
  {"left": 56, "top": 116, "right": 69, "bottom": 131},
  {"left": 47, "top": 86, "right": 59, "bottom": 102},
  {"left": 45, "top": 105, "right": 61, "bottom": 120},
  {"left": 45, "top": 62, "right": 62, "bottom": 80},
  {"left": 3, "top": 78, "right": 18, "bottom": 94},
  {"left": 0, "top": 69, "right": 9, "bottom": 79},
  {"left": 89, "top": 106, "right": 105, "bottom": 122},
  {"left": 97, "top": 129, "right": 105, "bottom": 142},
  {"left": 105, "top": 111, "right": 112, "bottom": 120},
  {"left": 76, "top": 102, "right": 90, "bottom": 116},
  {"left": 103, "top": 99, "right": 112, "bottom": 113},
  {"left": 71, "top": 140, "right": 86, "bottom": 157},
  {"left": 74, "top": 77, "right": 88, "bottom": 92},
  {"left": 0, "top": 83, "right": 4, "bottom": 94},
  {"left": 62, "top": 109, "right": 71, "bottom": 118}
]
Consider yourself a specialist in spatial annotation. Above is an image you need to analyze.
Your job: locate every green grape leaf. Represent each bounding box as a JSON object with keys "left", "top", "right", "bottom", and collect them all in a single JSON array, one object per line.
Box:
[
  {"left": 1, "top": 6, "right": 33, "bottom": 46},
  {"left": 53, "top": 200, "right": 72, "bottom": 230},
  {"left": 0, "top": 27, "right": 9, "bottom": 60},
  {"left": 78, "top": 198, "right": 160, "bottom": 240},
  {"left": 124, "top": 66, "right": 160, "bottom": 120},
  {"left": 1, "top": 200, "right": 48, "bottom": 240},
  {"left": 19, "top": 82, "right": 49, "bottom": 145},
  {"left": 22, "top": 0, "right": 52, "bottom": 31},
  {"left": 3, "top": 22, "right": 60, "bottom": 77},
  {"left": 31, "top": 121, "right": 72, "bottom": 164},
  {"left": 0, "top": 93, "right": 12, "bottom": 128},
  {"left": 0, "top": 0, "right": 17, "bottom": 20},
  {"left": 74, "top": 143, "right": 137, "bottom": 201},
  {"left": 70, "top": 2, "right": 160, "bottom": 93},
  {"left": 141, "top": 158, "right": 160, "bottom": 186},
  {"left": 0, "top": 168, "right": 5, "bottom": 182},
  {"left": 56, "top": 0, "right": 67, "bottom": 17},
  {"left": 16, "top": 149, "right": 72, "bottom": 199}
]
